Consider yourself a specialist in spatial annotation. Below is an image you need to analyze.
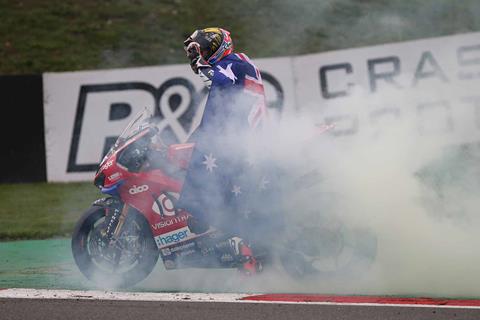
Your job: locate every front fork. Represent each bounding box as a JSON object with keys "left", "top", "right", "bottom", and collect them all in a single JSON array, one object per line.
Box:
[
  {"left": 95, "top": 197, "right": 129, "bottom": 244},
  {"left": 95, "top": 198, "right": 131, "bottom": 269},
  {"left": 111, "top": 203, "right": 129, "bottom": 243}
]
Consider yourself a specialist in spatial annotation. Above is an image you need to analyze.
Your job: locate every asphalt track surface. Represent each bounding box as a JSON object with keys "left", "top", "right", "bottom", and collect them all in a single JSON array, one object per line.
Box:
[
  {"left": 1, "top": 290, "right": 480, "bottom": 320},
  {"left": 2, "top": 298, "right": 480, "bottom": 320}
]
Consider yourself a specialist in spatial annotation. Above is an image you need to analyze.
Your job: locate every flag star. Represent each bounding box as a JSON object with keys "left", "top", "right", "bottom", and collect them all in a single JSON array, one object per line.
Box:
[
  {"left": 231, "top": 185, "right": 242, "bottom": 197},
  {"left": 217, "top": 63, "right": 237, "bottom": 84},
  {"left": 202, "top": 153, "right": 217, "bottom": 172},
  {"left": 259, "top": 176, "right": 270, "bottom": 190}
]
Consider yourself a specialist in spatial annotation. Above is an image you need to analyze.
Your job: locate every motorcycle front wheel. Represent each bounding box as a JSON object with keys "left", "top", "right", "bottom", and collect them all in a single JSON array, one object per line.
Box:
[{"left": 71, "top": 205, "right": 159, "bottom": 288}]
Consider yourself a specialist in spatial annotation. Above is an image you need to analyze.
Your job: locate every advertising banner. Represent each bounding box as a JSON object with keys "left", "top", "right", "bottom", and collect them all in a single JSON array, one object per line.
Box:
[
  {"left": 44, "top": 32, "right": 480, "bottom": 182},
  {"left": 293, "top": 32, "right": 480, "bottom": 148},
  {"left": 44, "top": 58, "right": 294, "bottom": 181}
]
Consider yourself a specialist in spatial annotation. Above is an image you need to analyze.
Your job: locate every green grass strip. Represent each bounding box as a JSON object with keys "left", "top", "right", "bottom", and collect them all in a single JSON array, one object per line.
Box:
[{"left": 0, "top": 182, "right": 101, "bottom": 240}]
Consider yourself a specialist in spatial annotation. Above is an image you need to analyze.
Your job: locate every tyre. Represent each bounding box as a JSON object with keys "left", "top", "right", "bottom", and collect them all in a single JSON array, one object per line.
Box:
[
  {"left": 71, "top": 205, "right": 159, "bottom": 288},
  {"left": 280, "top": 225, "right": 377, "bottom": 279}
]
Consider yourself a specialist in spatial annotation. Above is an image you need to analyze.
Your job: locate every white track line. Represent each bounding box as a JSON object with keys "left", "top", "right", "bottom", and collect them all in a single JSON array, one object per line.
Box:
[
  {"left": 0, "top": 288, "right": 247, "bottom": 303},
  {"left": 1, "top": 288, "right": 480, "bottom": 309}
]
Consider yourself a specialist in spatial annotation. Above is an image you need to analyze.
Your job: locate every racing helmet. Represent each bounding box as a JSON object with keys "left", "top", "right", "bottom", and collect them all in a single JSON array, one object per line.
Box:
[{"left": 184, "top": 27, "right": 233, "bottom": 64}]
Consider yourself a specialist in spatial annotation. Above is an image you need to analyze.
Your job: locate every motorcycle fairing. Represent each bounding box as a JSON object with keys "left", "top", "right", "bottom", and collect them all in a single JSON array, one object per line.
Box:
[
  {"left": 91, "top": 110, "right": 233, "bottom": 270},
  {"left": 157, "top": 228, "right": 234, "bottom": 270}
]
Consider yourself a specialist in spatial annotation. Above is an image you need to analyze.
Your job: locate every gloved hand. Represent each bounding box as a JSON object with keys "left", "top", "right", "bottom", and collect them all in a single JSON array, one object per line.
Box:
[{"left": 185, "top": 41, "right": 211, "bottom": 74}]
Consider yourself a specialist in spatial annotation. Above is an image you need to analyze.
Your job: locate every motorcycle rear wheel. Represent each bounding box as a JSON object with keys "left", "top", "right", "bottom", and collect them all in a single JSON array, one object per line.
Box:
[
  {"left": 280, "top": 226, "right": 377, "bottom": 279},
  {"left": 71, "top": 205, "right": 159, "bottom": 288}
]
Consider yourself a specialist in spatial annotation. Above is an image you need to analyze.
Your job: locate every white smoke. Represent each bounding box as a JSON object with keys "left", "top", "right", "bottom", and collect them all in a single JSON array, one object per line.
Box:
[
  {"left": 137, "top": 65, "right": 480, "bottom": 297},
  {"left": 253, "top": 79, "right": 480, "bottom": 297}
]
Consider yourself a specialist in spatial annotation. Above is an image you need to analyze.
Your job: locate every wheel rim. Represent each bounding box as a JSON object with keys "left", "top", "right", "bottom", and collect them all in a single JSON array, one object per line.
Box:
[{"left": 86, "top": 216, "right": 149, "bottom": 275}]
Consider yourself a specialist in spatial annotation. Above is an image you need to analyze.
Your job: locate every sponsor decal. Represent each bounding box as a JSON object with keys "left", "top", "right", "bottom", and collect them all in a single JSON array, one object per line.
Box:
[
  {"left": 178, "top": 249, "right": 196, "bottom": 257},
  {"left": 152, "top": 193, "right": 178, "bottom": 216},
  {"left": 170, "top": 241, "right": 195, "bottom": 253},
  {"left": 154, "top": 227, "right": 191, "bottom": 248},
  {"left": 128, "top": 184, "right": 149, "bottom": 195},
  {"left": 161, "top": 242, "right": 196, "bottom": 257},
  {"left": 107, "top": 172, "right": 122, "bottom": 181},
  {"left": 100, "top": 160, "right": 113, "bottom": 172},
  {"left": 151, "top": 214, "right": 188, "bottom": 230}
]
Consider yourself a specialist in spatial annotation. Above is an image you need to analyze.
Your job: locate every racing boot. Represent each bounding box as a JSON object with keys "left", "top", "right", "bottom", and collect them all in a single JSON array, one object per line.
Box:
[
  {"left": 215, "top": 237, "right": 262, "bottom": 275},
  {"left": 237, "top": 239, "right": 262, "bottom": 276}
]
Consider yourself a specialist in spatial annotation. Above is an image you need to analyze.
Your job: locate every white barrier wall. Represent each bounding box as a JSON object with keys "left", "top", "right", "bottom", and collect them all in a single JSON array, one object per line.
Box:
[
  {"left": 44, "top": 32, "right": 480, "bottom": 182},
  {"left": 293, "top": 32, "right": 480, "bottom": 146},
  {"left": 43, "top": 57, "right": 295, "bottom": 182}
]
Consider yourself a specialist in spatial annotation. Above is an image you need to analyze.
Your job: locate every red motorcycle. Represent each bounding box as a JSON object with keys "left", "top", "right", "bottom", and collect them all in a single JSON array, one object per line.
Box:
[{"left": 72, "top": 110, "right": 377, "bottom": 287}]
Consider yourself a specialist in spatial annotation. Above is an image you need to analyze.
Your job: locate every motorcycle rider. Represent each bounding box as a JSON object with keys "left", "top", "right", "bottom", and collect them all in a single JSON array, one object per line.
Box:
[{"left": 177, "top": 27, "right": 268, "bottom": 274}]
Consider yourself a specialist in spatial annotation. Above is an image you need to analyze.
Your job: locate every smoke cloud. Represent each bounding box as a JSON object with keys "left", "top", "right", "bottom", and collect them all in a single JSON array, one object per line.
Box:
[{"left": 137, "top": 59, "right": 480, "bottom": 298}]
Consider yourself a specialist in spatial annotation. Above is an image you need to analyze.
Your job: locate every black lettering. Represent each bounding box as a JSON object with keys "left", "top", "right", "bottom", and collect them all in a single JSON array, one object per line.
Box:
[
  {"left": 319, "top": 63, "right": 353, "bottom": 99},
  {"left": 260, "top": 71, "right": 284, "bottom": 112},
  {"left": 109, "top": 103, "right": 132, "bottom": 121},
  {"left": 103, "top": 103, "right": 133, "bottom": 156},
  {"left": 458, "top": 44, "right": 480, "bottom": 66},
  {"left": 324, "top": 115, "right": 358, "bottom": 136},
  {"left": 68, "top": 82, "right": 157, "bottom": 173},
  {"left": 102, "top": 137, "right": 118, "bottom": 159},
  {"left": 68, "top": 78, "right": 200, "bottom": 173},
  {"left": 368, "top": 56, "right": 401, "bottom": 92},
  {"left": 413, "top": 51, "right": 448, "bottom": 85}
]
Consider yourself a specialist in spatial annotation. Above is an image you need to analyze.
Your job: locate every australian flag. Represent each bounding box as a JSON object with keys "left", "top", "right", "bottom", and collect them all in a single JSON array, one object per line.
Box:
[{"left": 177, "top": 52, "right": 279, "bottom": 240}]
